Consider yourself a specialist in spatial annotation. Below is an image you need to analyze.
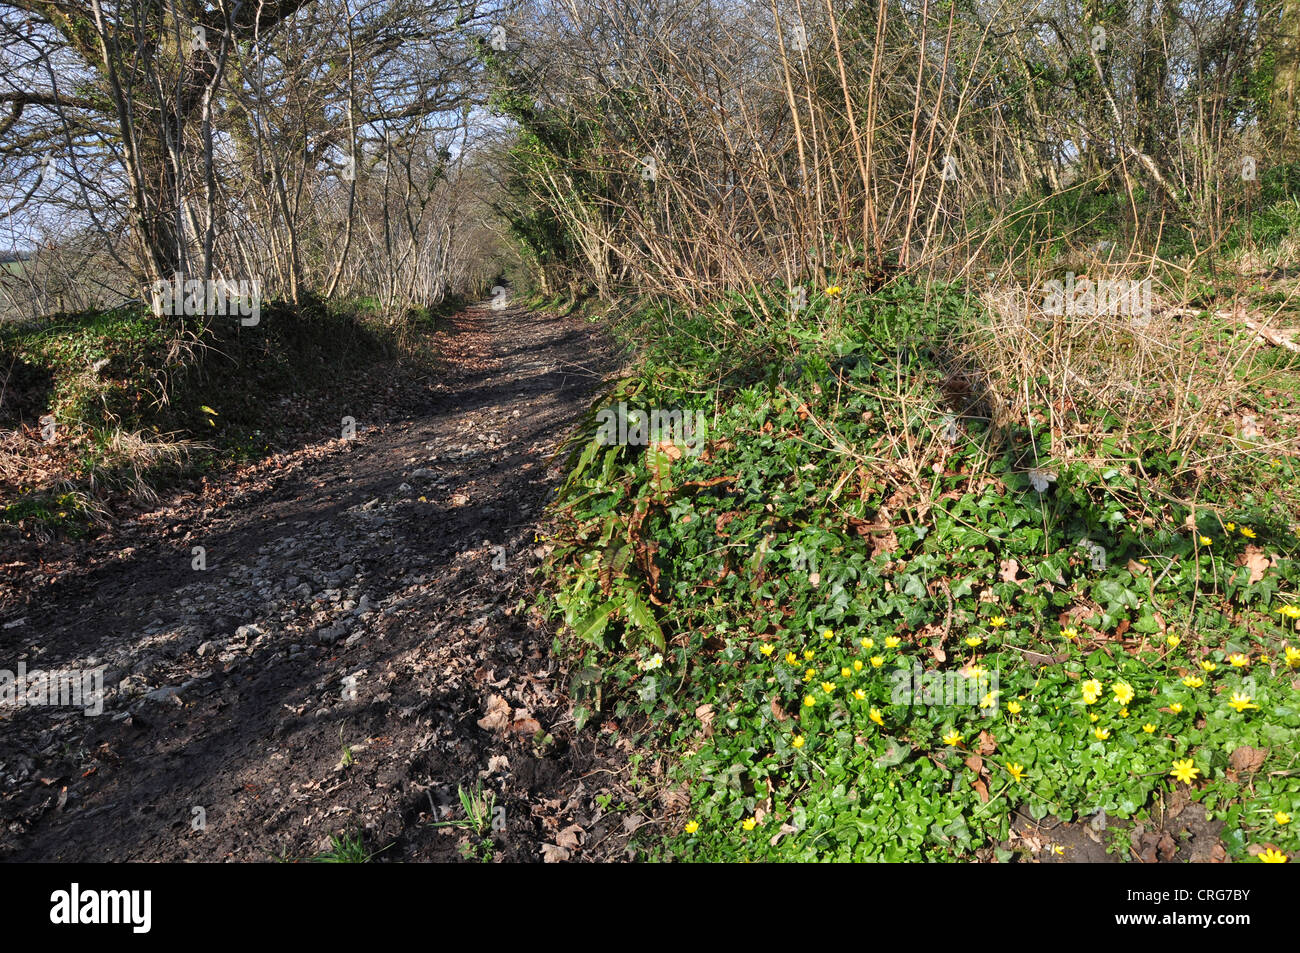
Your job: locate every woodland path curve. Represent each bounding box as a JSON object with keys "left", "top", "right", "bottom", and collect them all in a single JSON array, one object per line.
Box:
[{"left": 0, "top": 301, "right": 642, "bottom": 862}]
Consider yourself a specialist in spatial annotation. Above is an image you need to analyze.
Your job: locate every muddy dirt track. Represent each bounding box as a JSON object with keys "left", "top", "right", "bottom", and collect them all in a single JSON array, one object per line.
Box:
[{"left": 0, "top": 302, "right": 652, "bottom": 862}]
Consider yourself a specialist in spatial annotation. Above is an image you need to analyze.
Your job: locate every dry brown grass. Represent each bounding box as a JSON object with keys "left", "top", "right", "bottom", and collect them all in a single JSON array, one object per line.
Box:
[{"left": 952, "top": 259, "right": 1299, "bottom": 516}]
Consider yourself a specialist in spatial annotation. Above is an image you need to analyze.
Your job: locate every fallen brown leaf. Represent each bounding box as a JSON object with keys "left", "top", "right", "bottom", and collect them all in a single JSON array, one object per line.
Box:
[
  {"left": 1229, "top": 745, "right": 1268, "bottom": 774},
  {"left": 1157, "top": 831, "right": 1177, "bottom": 862},
  {"left": 476, "top": 694, "right": 510, "bottom": 732},
  {"left": 540, "top": 843, "right": 571, "bottom": 862},
  {"left": 555, "top": 824, "right": 585, "bottom": 851},
  {"left": 698, "top": 703, "right": 718, "bottom": 734},
  {"left": 1238, "top": 545, "right": 1272, "bottom": 585},
  {"left": 769, "top": 822, "right": 799, "bottom": 847},
  {"left": 871, "top": 531, "right": 899, "bottom": 558},
  {"left": 654, "top": 440, "right": 683, "bottom": 462},
  {"left": 1126, "top": 558, "right": 1150, "bottom": 575},
  {"left": 511, "top": 707, "right": 542, "bottom": 735}
]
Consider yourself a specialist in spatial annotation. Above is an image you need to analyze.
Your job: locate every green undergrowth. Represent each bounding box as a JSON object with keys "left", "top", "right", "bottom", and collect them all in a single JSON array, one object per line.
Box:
[{"left": 545, "top": 282, "right": 1300, "bottom": 862}]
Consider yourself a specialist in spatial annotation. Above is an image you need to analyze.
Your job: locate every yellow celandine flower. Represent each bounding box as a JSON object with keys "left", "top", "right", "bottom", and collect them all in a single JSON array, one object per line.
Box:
[
  {"left": 786, "top": 651, "right": 799, "bottom": 665},
  {"left": 1170, "top": 759, "right": 1200, "bottom": 784},
  {"left": 825, "top": 286, "right": 842, "bottom": 296},
  {"left": 861, "top": 638, "right": 874, "bottom": 649},
  {"left": 1286, "top": 646, "right": 1300, "bottom": 668},
  {"left": 989, "top": 616, "right": 1007, "bottom": 628},
  {"left": 1277, "top": 606, "right": 1300, "bottom": 621},
  {"left": 1275, "top": 812, "right": 1292, "bottom": 825},
  {"left": 1258, "top": 848, "right": 1288, "bottom": 863},
  {"left": 1167, "top": 635, "right": 1181, "bottom": 648},
  {"left": 853, "top": 688, "right": 866, "bottom": 700},
  {"left": 869, "top": 708, "right": 884, "bottom": 726},
  {"left": 1082, "top": 679, "right": 1103, "bottom": 704},
  {"left": 792, "top": 735, "right": 805, "bottom": 749},
  {"left": 804, "top": 695, "right": 816, "bottom": 707},
  {"left": 1260, "top": 655, "right": 1272, "bottom": 664},
  {"left": 870, "top": 656, "right": 884, "bottom": 668},
  {"left": 804, "top": 668, "right": 815, "bottom": 682},
  {"left": 760, "top": 643, "right": 774, "bottom": 656},
  {"left": 982, "top": 691, "right": 999, "bottom": 709},
  {"left": 685, "top": 821, "right": 699, "bottom": 834},
  {"left": 1007, "top": 701, "right": 1022, "bottom": 715},
  {"left": 1240, "top": 527, "right": 1256, "bottom": 539},
  {"left": 1113, "top": 682, "right": 1135, "bottom": 705},
  {"left": 1228, "top": 692, "right": 1259, "bottom": 713},
  {"left": 804, "top": 648, "right": 815, "bottom": 660},
  {"left": 821, "top": 681, "right": 836, "bottom": 694},
  {"left": 1094, "top": 727, "right": 1111, "bottom": 740},
  {"left": 965, "top": 636, "right": 983, "bottom": 647},
  {"left": 963, "top": 664, "right": 987, "bottom": 679},
  {"left": 1199, "top": 535, "right": 1212, "bottom": 546},
  {"left": 1200, "top": 660, "right": 1217, "bottom": 672},
  {"left": 822, "top": 629, "right": 834, "bottom": 641},
  {"left": 853, "top": 660, "right": 864, "bottom": 672},
  {"left": 841, "top": 667, "right": 852, "bottom": 678},
  {"left": 1182, "top": 676, "right": 1204, "bottom": 688},
  {"left": 884, "top": 636, "right": 901, "bottom": 649},
  {"left": 1119, "top": 708, "right": 1130, "bottom": 718},
  {"left": 1170, "top": 703, "right": 1184, "bottom": 714},
  {"left": 1143, "top": 723, "right": 1157, "bottom": 733},
  {"left": 1062, "top": 627, "right": 1079, "bottom": 640},
  {"left": 741, "top": 817, "right": 757, "bottom": 831},
  {"left": 1226, "top": 522, "right": 1236, "bottom": 532},
  {"left": 1228, "top": 653, "right": 1250, "bottom": 668},
  {"left": 1089, "top": 713, "right": 1100, "bottom": 723},
  {"left": 942, "top": 730, "right": 962, "bottom": 745},
  {"left": 1006, "top": 763, "right": 1025, "bottom": 782}
]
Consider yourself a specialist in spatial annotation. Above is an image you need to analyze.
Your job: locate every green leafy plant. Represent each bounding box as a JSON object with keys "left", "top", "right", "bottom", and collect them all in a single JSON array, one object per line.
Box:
[
  {"left": 429, "top": 783, "right": 498, "bottom": 862},
  {"left": 544, "top": 282, "right": 1300, "bottom": 862},
  {"left": 310, "top": 833, "right": 372, "bottom": 863}
]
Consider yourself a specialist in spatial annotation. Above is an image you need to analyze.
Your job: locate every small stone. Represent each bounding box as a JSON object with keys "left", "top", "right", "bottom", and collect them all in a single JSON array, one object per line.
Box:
[{"left": 316, "top": 625, "right": 346, "bottom": 645}]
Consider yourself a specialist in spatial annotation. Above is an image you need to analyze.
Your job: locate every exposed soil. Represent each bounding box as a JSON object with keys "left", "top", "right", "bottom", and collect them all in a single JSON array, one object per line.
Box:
[
  {"left": 1004, "top": 786, "right": 1226, "bottom": 864},
  {"left": 0, "top": 301, "right": 650, "bottom": 862}
]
